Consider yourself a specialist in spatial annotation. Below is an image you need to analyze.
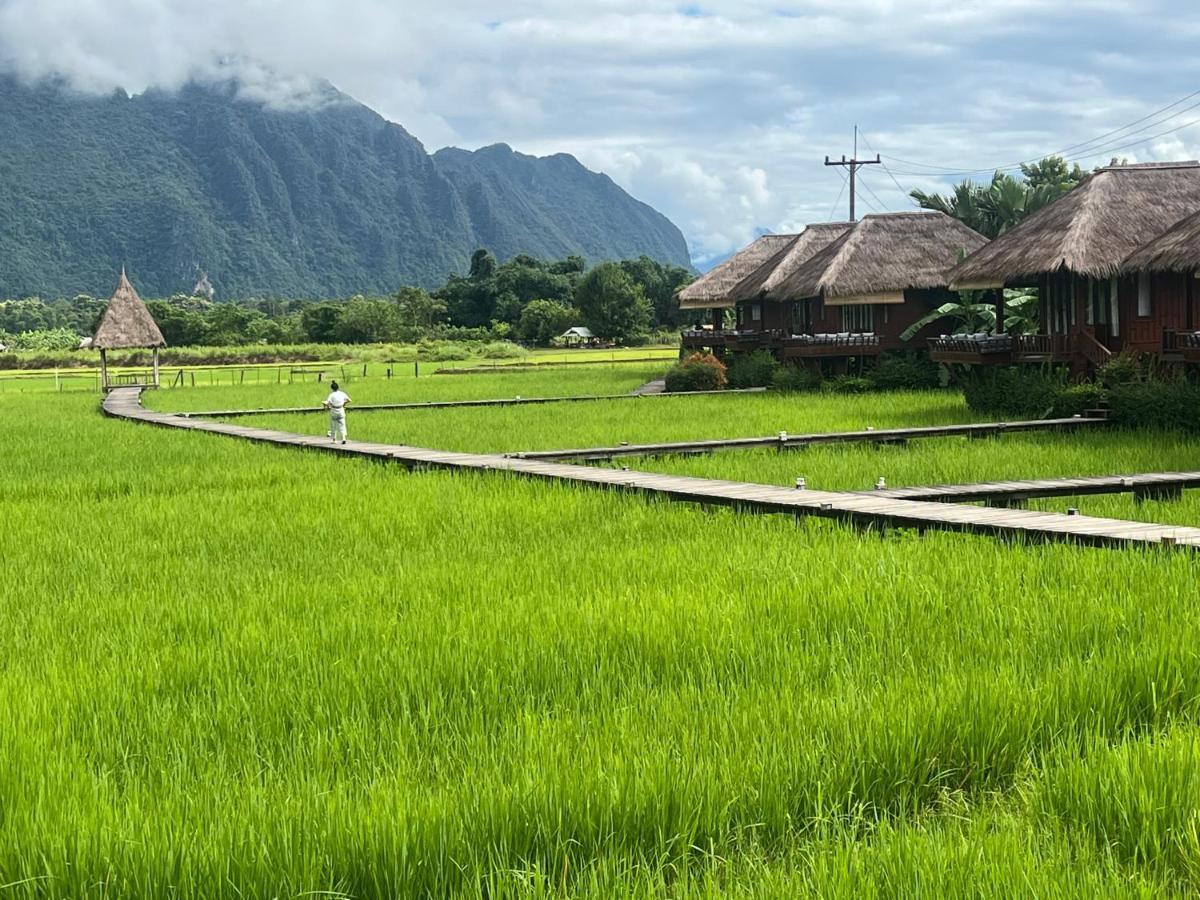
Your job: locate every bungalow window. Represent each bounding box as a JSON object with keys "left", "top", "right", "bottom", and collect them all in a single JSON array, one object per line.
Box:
[
  {"left": 841, "top": 305, "right": 874, "bottom": 333},
  {"left": 791, "top": 301, "right": 809, "bottom": 334},
  {"left": 1089, "top": 278, "right": 1109, "bottom": 326},
  {"left": 750, "top": 303, "right": 761, "bottom": 322},
  {"left": 1138, "top": 273, "right": 1152, "bottom": 317}
]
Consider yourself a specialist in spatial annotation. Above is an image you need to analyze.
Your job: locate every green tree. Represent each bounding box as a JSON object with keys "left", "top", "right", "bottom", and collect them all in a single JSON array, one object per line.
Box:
[
  {"left": 910, "top": 156, "right": 1085, "bottom": 239},
  {"left": 336, "top": 296, "right": 403, "bottom": 344},
  {"left": 619, "top": 255, "right": 694, "bottom": 328},
  {"left": 145, "top": 301, "right": 207, "bottom": 346},
  {"left": 575, "top": 263, "right": 652, "bottom": 344},
  {"left": 204, "top": 304, "right": 266, "bottom": 345},
  {"left": 469, "top": 249, "right": 497, "bottom": 280},
  {"left": 300, "top": 303, "right": 344, "bottom": 343},
  {"left": 518, "top": 299, "right": 582, "bottom": 345},
  {"left": 394, "top": 286, "right": 447, "bottom": 334}
]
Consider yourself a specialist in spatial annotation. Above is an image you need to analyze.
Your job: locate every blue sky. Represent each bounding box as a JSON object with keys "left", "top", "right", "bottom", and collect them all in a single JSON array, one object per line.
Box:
[{"left": 2, "top": 0, "right": 1197, "bottom": 268}]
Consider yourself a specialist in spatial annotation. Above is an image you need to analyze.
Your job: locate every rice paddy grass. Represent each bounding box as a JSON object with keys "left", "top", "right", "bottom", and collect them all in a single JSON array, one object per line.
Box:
[
  {"left": 5, "top": 379, "right": 1200, "bottom": 896},
  {"left": 150, "top": 363, "right": 669, "bottom": 413},
  {"left": 195, "top": 388, "right": 984, "bottom": 453}
]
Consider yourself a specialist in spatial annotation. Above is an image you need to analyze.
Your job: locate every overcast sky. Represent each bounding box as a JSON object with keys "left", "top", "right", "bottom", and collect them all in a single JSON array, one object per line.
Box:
[{"left": 2, "top": 0, "right": 1198, "bottom": 267}]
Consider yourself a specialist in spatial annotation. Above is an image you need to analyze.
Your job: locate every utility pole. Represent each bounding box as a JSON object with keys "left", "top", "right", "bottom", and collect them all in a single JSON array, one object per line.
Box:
[{"left": 825, "top": 125, "right": 880, "bottom": 221}]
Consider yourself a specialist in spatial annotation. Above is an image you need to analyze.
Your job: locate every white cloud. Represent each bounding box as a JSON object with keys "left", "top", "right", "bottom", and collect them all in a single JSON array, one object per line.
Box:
[{"left": 0, "top": 0, "right": 1196, "bottom": 266}]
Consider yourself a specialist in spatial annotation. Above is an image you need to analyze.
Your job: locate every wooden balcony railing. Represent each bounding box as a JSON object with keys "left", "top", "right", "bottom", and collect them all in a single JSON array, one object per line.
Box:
[
  {"left": 1013, "top": 333, "right": 1071, "bottom": 358},
  {"left": 928, "top": 334, "right": 1013, "bottom": 355}
]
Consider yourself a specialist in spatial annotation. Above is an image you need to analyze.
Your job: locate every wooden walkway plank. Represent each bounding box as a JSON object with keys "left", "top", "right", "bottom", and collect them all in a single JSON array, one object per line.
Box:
[
  {"left": 174, "top": 387, "right": 768, "bottom": 419},
  {"left": 100, "top": 388, "right": 1200, "bottom": 552},
  {"left": 510, "top": 417, "right": 1107, "bottom": 462}
]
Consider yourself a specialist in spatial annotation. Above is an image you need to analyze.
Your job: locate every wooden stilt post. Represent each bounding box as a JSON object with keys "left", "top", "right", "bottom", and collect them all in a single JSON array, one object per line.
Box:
[
  {"left": 152, "top": 347, "right": 160, "bottom": 388},
  {"left": 100, "top": 348, "right": 108, "bottom": 391}
]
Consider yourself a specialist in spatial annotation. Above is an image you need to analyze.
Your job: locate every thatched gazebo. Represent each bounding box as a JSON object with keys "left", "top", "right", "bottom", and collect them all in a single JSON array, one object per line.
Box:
[{"left": 93, "top": 269, "right": 166, "bottom": 390}]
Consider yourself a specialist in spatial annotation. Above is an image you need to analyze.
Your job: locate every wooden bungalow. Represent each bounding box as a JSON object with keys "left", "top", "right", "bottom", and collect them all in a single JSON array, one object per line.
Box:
[
  {"left": 677, "top": 233, "right": 797, "bottom": 354},
  {"left": 1121, "top": 208, "right": 1200, "bottom": 364},
  {"left": 93, "top": 269, "right": 167, "bottom": 390},
  {"left": 680, "top": 225, "right": 861, "bottom": 356},
  {"left": 937, "top": 161, "right": 1200, "bottom": 370},
  {"left": 759, "top": 212, "right": 988, "bottom": 368}
]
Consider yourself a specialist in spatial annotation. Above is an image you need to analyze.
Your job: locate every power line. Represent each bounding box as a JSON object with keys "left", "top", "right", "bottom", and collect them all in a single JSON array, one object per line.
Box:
[
  {"left": 854, "top": 170, "right": 889, "bottom": 213},
  {"left": 827, "top": 168, "right": 849, "bottom": 220},
  {"left": 857, "top": 130, "right": 920, "bottom": 205},
  {"left": 879, "top": 87, "right": 1200, "bottom": 178}
]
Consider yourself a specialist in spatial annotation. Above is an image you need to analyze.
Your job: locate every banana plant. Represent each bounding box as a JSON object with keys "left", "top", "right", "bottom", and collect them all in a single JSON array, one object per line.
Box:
[{"left": 901, "top": 288, "right": 1040, "bottom": 340}]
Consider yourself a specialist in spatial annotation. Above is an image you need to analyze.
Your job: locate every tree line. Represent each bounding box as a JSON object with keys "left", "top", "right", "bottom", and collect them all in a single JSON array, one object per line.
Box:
[{"left": 0, "top": 251, "right": 697, "bottom": 349}]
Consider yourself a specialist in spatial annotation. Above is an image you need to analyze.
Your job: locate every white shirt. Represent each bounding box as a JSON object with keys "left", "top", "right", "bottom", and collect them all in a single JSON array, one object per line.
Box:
[{"left": 325, "top": 390, "right": 350, "bottom": 411}]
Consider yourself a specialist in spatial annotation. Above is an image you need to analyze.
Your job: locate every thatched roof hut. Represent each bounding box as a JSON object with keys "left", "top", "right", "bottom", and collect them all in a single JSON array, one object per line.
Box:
[
  {"left": 950, "top": 162, "right": 1200, "bottom": 287},
  {"left": 768, "top": 212, "right": 988, "bottom": 304},
  {"left": 93, "top": 270, "right": 166, "bottom": 390},
  {"left": 93, "top": 270, "right": 166, "bottom": 350},
  {"left": 1121, "top": 205, "right": 1200, "bottom": 274},
  {"left": 726, "top": 222, "right": 853, "bottom": 303},
  {"left": 676, "top": 234, "right": 797, "bottom": 309}
]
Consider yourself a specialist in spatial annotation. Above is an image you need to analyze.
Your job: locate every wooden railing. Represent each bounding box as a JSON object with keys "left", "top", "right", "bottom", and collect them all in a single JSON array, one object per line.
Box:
[
  {"left": 1076, "top": 331, "right": 1112, "bottom": 369},
  {"left": 1014, "top": 334, "right": 1070, "bottom": 357},
  {"left": 928, "top": 335, "right": 1012, "bottom": 355}
]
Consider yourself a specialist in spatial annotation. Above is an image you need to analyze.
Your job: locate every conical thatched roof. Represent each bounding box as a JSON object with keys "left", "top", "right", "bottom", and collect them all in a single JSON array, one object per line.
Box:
[
  {"left": 726, "top": 222, "right": 854, "bottom": 302},
  {"left": 1121, "top": 206, "right": 1200, "bottom": 274},
  {"left": 951, "top": 162, "right": 1200, "bottom": 287},
  {"left": 677, "top": 234, "right": 797, "bottom": 309},
  {"left": 92, "top": 270, "right": 166, "bottom": 350},
  {"left": 768, "top": 212, "right": 988, "bottom": 302}
]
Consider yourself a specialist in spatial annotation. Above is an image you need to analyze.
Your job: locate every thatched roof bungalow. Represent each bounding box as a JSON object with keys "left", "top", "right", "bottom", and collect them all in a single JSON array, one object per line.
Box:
[
  {"left": 1122, "top": 207, "right": 1200, "bottom": 275},
  {"left": 942, "top": 162, "right": 1200, "bottom": 366},
  {"left": 950, "top": 162, "right": 1200, "bottom": 288},
  {"left": 93, "top": 270, "right": 166, "bottom": 390},
  {"left": 726, "top": 222, "right": 853, "bottom": 304},
  {"left": 770, "top": 211, "right": 988, "bottom": 304},
  {"left": 676, "top": 234, "right": 797, "bottom": 312}
]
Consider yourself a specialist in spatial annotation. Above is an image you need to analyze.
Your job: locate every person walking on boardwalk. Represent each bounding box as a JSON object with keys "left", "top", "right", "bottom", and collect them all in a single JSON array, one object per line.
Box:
[{"left": 323, "top": 380, "right": 352, "bottom": 444}]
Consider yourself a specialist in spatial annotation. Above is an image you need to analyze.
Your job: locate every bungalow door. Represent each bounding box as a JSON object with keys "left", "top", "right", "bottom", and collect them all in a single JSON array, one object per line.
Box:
[{"left": 1087, "top": 277, "right": 1121, "bottom": 352}]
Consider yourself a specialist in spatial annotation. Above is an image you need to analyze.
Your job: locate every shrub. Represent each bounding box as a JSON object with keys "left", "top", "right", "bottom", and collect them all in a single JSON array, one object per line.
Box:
[
  {"left": 1099, "top": 350, "right": 1154, "bottom": 388},
  {"left": 664, "top": 352, "right": 727, "bottom": 393},
  {"left": 824, "top": 375, "right": 873, "bottom": 394},
  {"left": 1049, "top": 383, "right": 1106, "bottom": 418},
  {"left": 960, "top": 367, "right": 1073, "bottom": 418},
  {"left": 772, "top": 365, "right": 821, "bottom": 393},
  {"left": 869, "top": 351, "right": 940, "bottom": 390},
  {"left": 1109, "top": 380, "right": 1200, "bottom": 431},
  {"left": 479, "top": 341, "right": 527, "bottom": 360},
  {"left": 726, "top": 349, "right": 780, "bottom": 389}
]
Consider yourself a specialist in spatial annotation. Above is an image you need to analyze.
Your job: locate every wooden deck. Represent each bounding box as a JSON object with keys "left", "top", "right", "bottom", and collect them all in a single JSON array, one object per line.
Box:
[
  {"left": 505, "top": 417, "right": 1107, "bottom": 462},
  {"left": 867, "top": 471, "right": 1200, "bottom": 504},
  {"left": 102, "top": 388, "right": 1200, "bottom": 550},
  {"left": 176, "top": 387, "right": 765, "bottom": 419}
]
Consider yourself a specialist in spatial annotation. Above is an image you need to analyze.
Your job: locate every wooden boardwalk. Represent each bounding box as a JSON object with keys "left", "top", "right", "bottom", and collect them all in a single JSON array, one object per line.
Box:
[
  {"left": 102, "top": 388, "right": 1200, "bottom": 550},
  {"left": 868, "top": 471, "right": 1200, "bottom": 505},
  {"left": 506, "top": 417, "right": 1107, "bottom": 462},
  {"left": 177, "top": 387, "right": 765, "bottom": 419}
]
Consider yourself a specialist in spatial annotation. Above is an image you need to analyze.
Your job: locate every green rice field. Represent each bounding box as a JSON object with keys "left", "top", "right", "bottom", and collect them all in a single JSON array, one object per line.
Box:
[{"left": 5, "top": 371, "right": 1200, "bottom": 896}]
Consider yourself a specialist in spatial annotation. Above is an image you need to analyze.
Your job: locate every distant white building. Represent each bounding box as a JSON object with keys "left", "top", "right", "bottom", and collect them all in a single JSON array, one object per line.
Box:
[{"left": 560, "top": 326, "right": 601, "bottom": 347}]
